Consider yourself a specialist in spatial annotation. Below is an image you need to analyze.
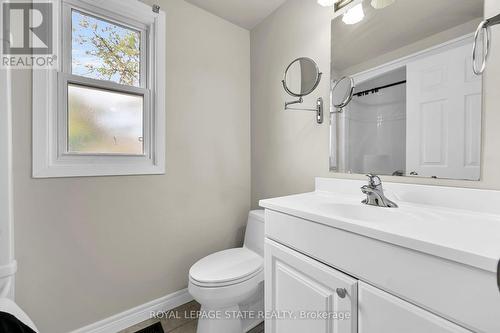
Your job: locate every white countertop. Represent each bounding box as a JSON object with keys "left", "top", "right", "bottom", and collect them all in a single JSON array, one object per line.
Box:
[{"left": 260, "top": 187, "right": 500, "bottom": 273}]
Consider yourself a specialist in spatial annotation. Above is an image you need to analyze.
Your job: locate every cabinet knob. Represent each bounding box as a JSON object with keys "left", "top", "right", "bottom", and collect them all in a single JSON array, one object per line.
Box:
[{"left": 336, "top": 288, "right": 347, "bottom": 298}]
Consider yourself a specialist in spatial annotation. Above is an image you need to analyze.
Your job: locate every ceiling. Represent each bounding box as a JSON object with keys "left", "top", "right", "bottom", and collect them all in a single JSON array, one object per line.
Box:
[
  {"left": 332, "top": 0, "right": 483, "bottom": 73},
  {"left": 184, "top": 0, "right": 287, "bottom": 30}
]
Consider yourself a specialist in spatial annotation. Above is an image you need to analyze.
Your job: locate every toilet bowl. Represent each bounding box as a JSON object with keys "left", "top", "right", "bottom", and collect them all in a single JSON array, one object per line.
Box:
[{"left": 188, "top": 210, "right": 265, "bottom": 333}]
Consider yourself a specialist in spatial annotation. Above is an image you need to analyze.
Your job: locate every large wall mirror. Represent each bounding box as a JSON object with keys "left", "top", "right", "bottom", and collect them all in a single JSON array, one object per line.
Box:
[{"left": 330, "top": 0, "right": 484, "bottom": 180}]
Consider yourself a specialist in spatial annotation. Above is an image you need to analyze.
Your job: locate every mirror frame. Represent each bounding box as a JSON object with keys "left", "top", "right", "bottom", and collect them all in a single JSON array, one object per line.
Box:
[
  {"left": 329, "top": 0, "right": 485, "bottom": 181},
  {"left": 331, "top": 76, "right": 355, "bottom": 109},
  {"left": 282, "top": 57, "right": 322, "bottom": 98}
]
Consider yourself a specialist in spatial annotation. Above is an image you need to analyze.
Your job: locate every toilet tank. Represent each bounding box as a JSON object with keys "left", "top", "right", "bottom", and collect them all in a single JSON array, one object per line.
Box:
[{"left": 244, "top": 210, "right": 265, "bottom": 257}]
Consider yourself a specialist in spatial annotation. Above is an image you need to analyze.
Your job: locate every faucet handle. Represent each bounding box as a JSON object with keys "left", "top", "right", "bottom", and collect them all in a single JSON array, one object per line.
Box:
[{"left": 365, "top": 174, "right": 382, "bottom": 187}]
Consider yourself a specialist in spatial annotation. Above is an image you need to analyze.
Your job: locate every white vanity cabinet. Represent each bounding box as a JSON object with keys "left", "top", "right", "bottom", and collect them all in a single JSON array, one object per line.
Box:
[
  {"left": 358, "top": 282, "right": 471, "bottom": 333},
  {"left": 261, "top": 178, "right": 500, "bottom": 333},
  {"left": 265, "top": 239, "right": 358, "bottom": 333},
  {"left": 265, "top": 236, "right": 471, "bottom": 333}
]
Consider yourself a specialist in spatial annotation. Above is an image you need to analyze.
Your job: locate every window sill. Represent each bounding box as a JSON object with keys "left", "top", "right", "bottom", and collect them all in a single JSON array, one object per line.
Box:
[{"left": 33, "top": 161, "right": 165, "bottom": 178}]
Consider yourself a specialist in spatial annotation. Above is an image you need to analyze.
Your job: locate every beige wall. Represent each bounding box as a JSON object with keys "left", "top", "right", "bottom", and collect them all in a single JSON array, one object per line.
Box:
[
  {"left": 12, "top": 0, "right": 250, "bottom": 332},
  {"left": 251, "top": 0, "right": 500, "bottom": 208}
]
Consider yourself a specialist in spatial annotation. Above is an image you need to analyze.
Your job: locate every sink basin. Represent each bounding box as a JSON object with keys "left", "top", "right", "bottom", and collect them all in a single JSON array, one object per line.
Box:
[{"left": 320, "top": 202, "right": 413, "bottom": 223}]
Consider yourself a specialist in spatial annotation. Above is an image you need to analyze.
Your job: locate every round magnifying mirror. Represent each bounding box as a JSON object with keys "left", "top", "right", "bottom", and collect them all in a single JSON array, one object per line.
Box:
[
  {"left": 282, "top": 57, "right": 322, "bottom": 97},
  {"left": 331, "top": 76, "right": 355, "bottom": 110}
]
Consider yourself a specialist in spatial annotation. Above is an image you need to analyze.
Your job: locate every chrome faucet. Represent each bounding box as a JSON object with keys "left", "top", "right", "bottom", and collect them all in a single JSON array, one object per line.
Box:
[{"left": 361, "top": 174, "right": 398, "bottom": 208}]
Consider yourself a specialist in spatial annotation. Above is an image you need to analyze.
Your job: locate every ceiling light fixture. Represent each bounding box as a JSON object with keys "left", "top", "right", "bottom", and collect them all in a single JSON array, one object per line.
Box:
[
  {"left": 335, "top": 0, "right": 355, "bottom": 12},
  {"left": 371, "top": 0, "right": 396, "bottom": 9},
  {"left": 342, "top": 3, "right": 365, "bottom": 25},
  {"left": 317, "top": 0, "right": 335, "bottom": 7}
]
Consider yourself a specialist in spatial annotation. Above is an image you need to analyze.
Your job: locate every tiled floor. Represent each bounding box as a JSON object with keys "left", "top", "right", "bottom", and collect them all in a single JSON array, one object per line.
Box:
[{"left": 119, "top": 301, "right": 264, "bottom": 333}]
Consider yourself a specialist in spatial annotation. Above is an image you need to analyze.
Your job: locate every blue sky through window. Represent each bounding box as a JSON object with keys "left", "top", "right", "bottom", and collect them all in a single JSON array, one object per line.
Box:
[{"left": 71, "top": 10, "right": 141, "bottom": 86}]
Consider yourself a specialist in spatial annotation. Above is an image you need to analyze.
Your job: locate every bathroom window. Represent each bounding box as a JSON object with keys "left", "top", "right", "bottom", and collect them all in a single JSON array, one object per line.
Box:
[{"left": 33, "top": 0, "right": 165, "bottom": 177}]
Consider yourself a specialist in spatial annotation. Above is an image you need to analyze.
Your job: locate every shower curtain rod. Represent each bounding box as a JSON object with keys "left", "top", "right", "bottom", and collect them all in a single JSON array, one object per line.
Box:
[{"left": 354, "top": 80, "right": 406, "bottom": 97}]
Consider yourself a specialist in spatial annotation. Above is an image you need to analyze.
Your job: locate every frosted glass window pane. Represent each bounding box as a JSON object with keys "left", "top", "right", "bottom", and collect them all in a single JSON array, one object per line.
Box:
[
  {"left": 68, "top": 84, "right": 144, "bottom": 155},
  {"left": 72, "top": 10, "right": 141, "bottom": 87}
]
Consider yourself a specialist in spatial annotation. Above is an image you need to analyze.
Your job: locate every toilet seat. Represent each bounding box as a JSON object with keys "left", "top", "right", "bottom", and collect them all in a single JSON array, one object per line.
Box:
[{"left": 189, "top": 248, "right": 263, "bottom": 287}]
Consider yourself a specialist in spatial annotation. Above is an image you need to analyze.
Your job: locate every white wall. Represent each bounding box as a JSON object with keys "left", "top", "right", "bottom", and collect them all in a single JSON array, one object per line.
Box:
[
  {"left": 0, "top": 3, "right": 13, "bottom": 286},
  {"left": 251, "top": 0, "right": 500, "bottom": 208},
  {"left": 0, "top": 67, "right": 14, "bottom": 297},
  {"left": 251, "top": 0, "right": 332, "bottom": 206},
  {"left": 12, "top": 0, "right": 250, "bottom": 331}
]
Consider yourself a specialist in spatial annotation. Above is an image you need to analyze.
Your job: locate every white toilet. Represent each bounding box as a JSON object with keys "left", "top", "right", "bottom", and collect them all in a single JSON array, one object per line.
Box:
[{"left": 189, "top": 210, "right": 265, "bottom": 333}]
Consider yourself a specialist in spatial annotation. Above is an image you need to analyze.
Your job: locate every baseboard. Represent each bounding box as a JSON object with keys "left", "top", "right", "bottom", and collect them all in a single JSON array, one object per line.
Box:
[{"left": 70, "top": 289, "right": 193, "bottom": 333}]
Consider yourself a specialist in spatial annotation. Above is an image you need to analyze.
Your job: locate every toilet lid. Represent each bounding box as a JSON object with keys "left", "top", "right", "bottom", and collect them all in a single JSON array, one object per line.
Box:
[{"left": 189, "top": 248, "right": 263, "bottom": 286}]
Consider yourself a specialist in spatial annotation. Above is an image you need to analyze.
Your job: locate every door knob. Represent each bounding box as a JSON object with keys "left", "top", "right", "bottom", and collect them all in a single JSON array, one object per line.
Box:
[{"left": 336, "top": 288, "right": 347, "bottom": 298}]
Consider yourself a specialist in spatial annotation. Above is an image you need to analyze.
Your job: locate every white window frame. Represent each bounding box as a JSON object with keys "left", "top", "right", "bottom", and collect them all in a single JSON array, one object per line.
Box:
[{"left": 33, "top": 0, "right": 165, "bottom": 178}]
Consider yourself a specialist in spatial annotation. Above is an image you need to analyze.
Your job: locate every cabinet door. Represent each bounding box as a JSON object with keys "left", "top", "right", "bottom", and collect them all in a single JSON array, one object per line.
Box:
[
  {"left": 265, "top": 239, "right": 357, "bottom": 333},
  {"left": 358, "top": 282, "right": 472, "bottom": 333}
]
